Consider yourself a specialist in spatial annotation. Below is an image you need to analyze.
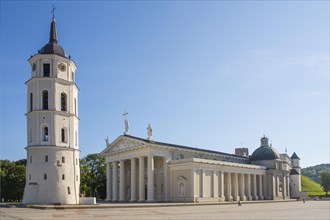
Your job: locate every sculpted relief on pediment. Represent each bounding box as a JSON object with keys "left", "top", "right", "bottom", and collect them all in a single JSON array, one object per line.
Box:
[{"left": 104, "top": 138, "right": 146, "bottom": 155}]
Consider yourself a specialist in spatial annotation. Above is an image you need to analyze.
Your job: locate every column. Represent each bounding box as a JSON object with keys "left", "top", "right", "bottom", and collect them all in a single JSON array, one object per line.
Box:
[
  {"left": 232, "top": 173, "right": 239, "bottom": 201},
  {"left": 213, "top": 171, "right": 218, "bottom": 198},
  {"left": 286, "top": 176, "right": 290, "bottom": 197},
  {"left": 282, "top": 176, "right": 286, "bottom": 199},
  {"left": 219, "top": 171, "right": 225, "bottom": 201},
  {"left": 252, "top": 174, "right": 258, "bottom": 200},
  {"left": 138, "top": 156, "right": 145, "bottom": 202},
  {"left": 246, "top": 174, "right": 252, "bottom": 201},
  {"left": 147, "top": 155, "right": 154, "bottom": 202},
  {"left": 225, "top": 172, "right": 233, "bottom": 201},
  {"left": 106, "top": 162, "right": 111, "bottom": 201},
  {"left": 275, "top": 175, "right": 279, "bottom": 197},
  {"left": 258, "top": 175, "right": 264, "bottom": 200},
  {"left": 202, "top": 169, "right": 206, "bottom": 198},
  {"left": 199, "top": 169, "right": 203, "bottom": 197},
  {"left": 119, "top": 160, "right": 125, "bottom": 201},
  {"left": 163, "top": 158, "right": 168, "bottom": 201},
  {"left": 130, "top": 158, "right": 136, "bottom": 201},
  {"left": 262, "top": 175, "right": 266, "bottom": 199},
  {"left": 272, "top": 175, "right": 276, "bottom": 199},
  {"left": 112, "top": 161, "right": 118, "bottom": 201},
  {"left": 238, "top": 173, "right": 246, "bottom": 201}
]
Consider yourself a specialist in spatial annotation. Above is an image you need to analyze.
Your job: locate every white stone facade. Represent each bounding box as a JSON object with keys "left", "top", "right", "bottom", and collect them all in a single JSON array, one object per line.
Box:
[{"left": 101, "top": 135, "right": 300, "bottom": 203}]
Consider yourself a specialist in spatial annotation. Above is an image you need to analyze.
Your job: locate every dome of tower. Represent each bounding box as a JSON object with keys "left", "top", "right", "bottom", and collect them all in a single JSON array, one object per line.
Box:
[
  {"left": 250, "top": 136, "right": 280, "bottom": 161},
  {"left": 39, "top": 42, "right": 67, "bottom": 57},
  {"left": 38, "top": 15, "right": 67, "bottom": 58}
]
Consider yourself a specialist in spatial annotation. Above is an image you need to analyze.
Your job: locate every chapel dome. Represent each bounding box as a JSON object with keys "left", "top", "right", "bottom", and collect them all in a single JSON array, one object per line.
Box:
[{"left": 250, "top": 136, "right": 280, "bottom": 161}]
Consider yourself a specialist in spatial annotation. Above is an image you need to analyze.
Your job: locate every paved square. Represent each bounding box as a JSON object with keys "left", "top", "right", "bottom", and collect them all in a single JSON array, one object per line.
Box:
[{"left": 0, "top": 201, "right": 329, "bottom": 220}]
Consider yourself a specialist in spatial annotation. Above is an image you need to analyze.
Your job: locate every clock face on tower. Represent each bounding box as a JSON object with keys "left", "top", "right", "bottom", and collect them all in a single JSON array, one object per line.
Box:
[{"left": 58, "top": 63, "right": 66, "bottom": 72}]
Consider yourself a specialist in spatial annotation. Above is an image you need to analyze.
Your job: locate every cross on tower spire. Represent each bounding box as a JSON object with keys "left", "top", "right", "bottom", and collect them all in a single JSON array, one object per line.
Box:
[{"left": 51, "top": 4, "right": 57, "bottom": 19}]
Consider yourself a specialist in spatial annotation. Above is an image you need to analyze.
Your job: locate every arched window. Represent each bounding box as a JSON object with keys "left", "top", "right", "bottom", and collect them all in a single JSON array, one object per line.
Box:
[
  {"left": 61, "top": 128, "right": 66, "bottom": 143},
  {"left": 30, "top": 93, "right": 33, "bottom": 111},
  {"left": 61, "top": 93, "right": 67, "bottom": 111},
  {"left": 42, "top": 90, "right": 48, "bottom": 110},
  {"left": 43, "top": 63, "right": 50, "bottom": 77},
  {"left": 43, "top": 126, "right": 49, "bottom": 141}
]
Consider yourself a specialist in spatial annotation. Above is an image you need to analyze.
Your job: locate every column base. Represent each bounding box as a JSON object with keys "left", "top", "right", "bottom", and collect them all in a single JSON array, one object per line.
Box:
[
  {"left": 226, "top": 196, "right": 233, "bottom": 202},
  {"left": 240, "top": 196, "right": 247, "bottom": 201},
  {"left": 129, "top": 199, "right": 137, "bottom": 202},
  {"left": 247, "top": 196, "right": 253, "bottom": 201},
  {"left": 219, "top": 196, "right": 225, "bottom": 202},
  {"left": 253, "top": 196, "right": 258, "bottom": 200},
  {"left": 258, "top": 196, "right": 264, "bottom": 200},
  {"left": 147, "top": 199, "right": 155, "bottom": 203},
  {"left": 138, "top": 199, "right": 145, "bottom": 202},
  {"left": 112, "top": 199, "right": 118, "bottom": 202},
  {"left": 233, "top": 196, "right": 240, "bottom": 201}
]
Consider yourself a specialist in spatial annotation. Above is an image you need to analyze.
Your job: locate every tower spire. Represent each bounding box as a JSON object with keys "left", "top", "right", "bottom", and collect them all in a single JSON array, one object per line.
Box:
[{"left": 49, "top": 5, "right": 58, "bottom": 44}]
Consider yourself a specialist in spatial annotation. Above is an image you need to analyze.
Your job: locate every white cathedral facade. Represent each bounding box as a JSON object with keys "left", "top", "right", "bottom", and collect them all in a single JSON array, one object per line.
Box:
[
  {"left": 22, "top": 14, "right": 80, "bottom": 204},
  {"left": 101, "top": 132, "right": 302, "bottom": 202}
]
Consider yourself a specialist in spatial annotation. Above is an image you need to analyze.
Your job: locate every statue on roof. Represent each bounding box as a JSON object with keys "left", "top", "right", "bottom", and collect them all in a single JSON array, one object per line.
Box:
[
  {"left": 147, "top": 123, "right": 153, "bottom": 141},
  {"left": 123, "top": 111, "right": 130, "bottom": 135},
  {"left": 105, "top": 136, "right": 110, "bottom": 146}
]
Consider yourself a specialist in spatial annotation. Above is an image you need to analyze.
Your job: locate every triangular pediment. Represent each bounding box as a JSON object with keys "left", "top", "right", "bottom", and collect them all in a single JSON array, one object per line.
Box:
[{"left": 100, "top": 135, "right": 147, "bottom": 156}]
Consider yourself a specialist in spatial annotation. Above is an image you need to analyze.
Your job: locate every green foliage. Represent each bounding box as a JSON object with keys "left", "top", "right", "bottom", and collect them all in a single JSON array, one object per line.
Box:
[
  {"left": 301, "top": 164, "right": 330, "bottom": 184},
  {"left": 0, "top": 160, "right": 26, "bottom": 202},
  {"left": 320, "top": 172, "right": 330, "bottom": 195},
  {"left": 80, "top": 154, "right": 106, "bottom": 199},
  {"left": 301, "top": 175, "right": 324, "bottom": 195}
]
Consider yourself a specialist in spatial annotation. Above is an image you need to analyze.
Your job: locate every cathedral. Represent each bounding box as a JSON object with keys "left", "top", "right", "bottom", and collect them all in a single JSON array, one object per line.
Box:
[
  {"left": 22, "top": 12, "right": 301, "bottom": 205},
  {"left": 101, "top": 128, "right": 302, "bottom": 202}
]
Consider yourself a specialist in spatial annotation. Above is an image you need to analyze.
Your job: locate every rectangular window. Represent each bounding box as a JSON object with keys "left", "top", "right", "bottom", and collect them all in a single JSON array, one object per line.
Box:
[
  {"left": 30, "top": 156, "right": 32, "bottom": 163},
  {"left": 62, "top": 174, "right": 65, "bottom": 180},
  {"left": 62, "top": 156, "right": 65, "bottom": 163},
  {"left": 29, "top": 174, "right": 31, "bottom": 180},
  {"left": 43, "top": 64, "right": 50, "bottom": 77},
  {"left": 44, "top": 173, "right": 47, "bottom": 180},
  {"left": 45, "top": 155, "right": 48, "bottom": 162},
  {"left": 67, "top": 187, "right": 71, "bottom": 195}
]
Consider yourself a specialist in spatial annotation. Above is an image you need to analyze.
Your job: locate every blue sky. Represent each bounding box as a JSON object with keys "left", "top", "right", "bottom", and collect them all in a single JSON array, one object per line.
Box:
[{"left": 0, "top": 1, "right": 329, "bottom": 168}]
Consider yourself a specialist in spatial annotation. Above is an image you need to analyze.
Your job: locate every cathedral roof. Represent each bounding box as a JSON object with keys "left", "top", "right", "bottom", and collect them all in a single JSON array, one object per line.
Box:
[
  {"left": 250, "top": 136, "right": 280, "bottom": 161},
  {"left": 291, "top": 152, "right": 300, "bottom": 160},
  {"left": 38, "top": 15, "right": 67, "bottom": 58},
  {"left": 290, "top": 169, "right": 300, "bottom": 175},
  {"left": 117, "top": 135, "right": 248, "bottom": 159}
]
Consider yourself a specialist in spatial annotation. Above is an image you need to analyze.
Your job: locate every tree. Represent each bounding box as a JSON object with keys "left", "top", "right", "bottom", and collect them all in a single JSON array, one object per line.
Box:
[
  {"left": 80, "top": 154, "right": 106, "bottom": 199},
  {"left": 320, "top": 172, "right": 330, "bottom": 195},
  {"left": 0, "top": 160, "right": 26, "bottom": 202}
]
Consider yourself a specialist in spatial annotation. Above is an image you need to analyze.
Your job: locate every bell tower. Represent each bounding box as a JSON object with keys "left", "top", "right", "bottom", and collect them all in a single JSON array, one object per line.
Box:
[{"left": 22, "top": 13, "right": 80, "bottom": 204}]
